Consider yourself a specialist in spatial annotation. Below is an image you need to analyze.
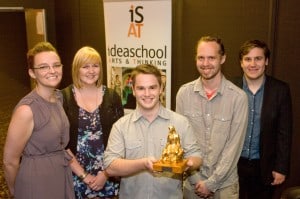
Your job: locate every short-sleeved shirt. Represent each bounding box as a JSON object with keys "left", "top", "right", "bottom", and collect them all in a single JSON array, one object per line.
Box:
[{"left": 104, "top": 105, "right": 202, "bottom": 199}]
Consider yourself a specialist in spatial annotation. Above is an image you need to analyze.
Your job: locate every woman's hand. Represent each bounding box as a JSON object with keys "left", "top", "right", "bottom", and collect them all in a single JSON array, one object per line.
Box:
[{"left": 89, "top": 171, "right": 108, "bottom": 191}]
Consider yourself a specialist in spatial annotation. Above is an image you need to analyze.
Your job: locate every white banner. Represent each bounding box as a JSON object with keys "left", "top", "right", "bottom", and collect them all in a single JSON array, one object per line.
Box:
[{"left": 103, "top": 0, "right": 172, "bottom": 109}]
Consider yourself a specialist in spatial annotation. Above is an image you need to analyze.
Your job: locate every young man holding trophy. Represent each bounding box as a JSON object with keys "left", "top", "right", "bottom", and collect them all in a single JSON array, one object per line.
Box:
[{"left": 104, "top": 64, "right": 202, "bottom": 199}]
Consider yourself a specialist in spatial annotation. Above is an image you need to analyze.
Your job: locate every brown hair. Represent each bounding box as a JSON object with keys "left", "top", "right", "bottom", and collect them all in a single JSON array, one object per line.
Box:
[
  {"left": 27, "top": 42, "right": 58, "bottom": 69},
  {"left": 131, "top": 64, "right": 162, "bottom": 87},
  {"left": 239, "top": 39, "right": 270, "bottom": 61}
]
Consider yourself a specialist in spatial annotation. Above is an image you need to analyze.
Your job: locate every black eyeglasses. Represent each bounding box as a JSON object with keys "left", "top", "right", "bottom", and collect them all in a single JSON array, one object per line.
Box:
[{"left": 32, "top": 63, "right": 63, "bottom": 72}]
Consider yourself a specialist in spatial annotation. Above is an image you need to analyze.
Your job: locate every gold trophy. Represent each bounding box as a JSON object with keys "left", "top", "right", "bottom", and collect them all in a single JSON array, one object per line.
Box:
[{"left": 153, "top": 126, "right": 188, "bottom": 174}]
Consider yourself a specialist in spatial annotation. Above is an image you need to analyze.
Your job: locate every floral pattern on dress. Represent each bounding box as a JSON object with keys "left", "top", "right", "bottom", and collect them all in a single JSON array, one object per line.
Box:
[{"left": 73, "top": 106, "right": 119, "bottom": 199}]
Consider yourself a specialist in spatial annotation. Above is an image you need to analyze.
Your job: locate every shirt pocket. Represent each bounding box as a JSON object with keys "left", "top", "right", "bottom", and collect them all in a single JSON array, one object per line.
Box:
[
  {"left": 125, "top": 140, "right": 143, "bottom": 159},
  {"left": 211, "top": 115, "right": 232, "bottom": 147},
  {"left": 183, "top": 111, "right": 204, "bottom": 130},
  {"left": 213, "top": 115, "right": 232, "bottom": 131}
]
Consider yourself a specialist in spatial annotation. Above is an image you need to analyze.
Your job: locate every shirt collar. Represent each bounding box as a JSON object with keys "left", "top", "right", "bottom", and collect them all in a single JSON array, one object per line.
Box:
[
  {"left": 242, "top": 75, "right": 266, "bottom": 92},
  {"left": 194, "top": 75, "right": 227, "bottom": 97},
  {"left": 132, "top": 104, "right": 171, "bottom": 122}
]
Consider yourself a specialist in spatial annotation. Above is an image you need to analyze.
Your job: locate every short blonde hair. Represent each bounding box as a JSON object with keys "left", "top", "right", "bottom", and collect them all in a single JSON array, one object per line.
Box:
[{"left": 72, "top": 46, "right": 103, "bottom": 88}]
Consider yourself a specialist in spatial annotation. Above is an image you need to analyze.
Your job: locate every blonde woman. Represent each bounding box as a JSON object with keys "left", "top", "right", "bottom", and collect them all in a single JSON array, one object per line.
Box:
[{"left": 62, "top": 46, "right": 124, "bottom": 199}]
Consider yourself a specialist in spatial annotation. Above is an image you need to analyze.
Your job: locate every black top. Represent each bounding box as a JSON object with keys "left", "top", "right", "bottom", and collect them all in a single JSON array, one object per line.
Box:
[{"left": 62, "top": 85, "right": 124, "bottom": 154}]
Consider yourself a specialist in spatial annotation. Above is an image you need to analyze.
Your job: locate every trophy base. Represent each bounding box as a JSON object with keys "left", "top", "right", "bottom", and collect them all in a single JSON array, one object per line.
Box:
[{"left": 153, "top": 159, "right": 188, "bottom": 174}]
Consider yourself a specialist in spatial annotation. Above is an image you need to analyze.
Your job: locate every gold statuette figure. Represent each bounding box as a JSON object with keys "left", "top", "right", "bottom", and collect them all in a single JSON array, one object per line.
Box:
[{"left": 153, "top": 126, "right": 188, "bottom": 174}]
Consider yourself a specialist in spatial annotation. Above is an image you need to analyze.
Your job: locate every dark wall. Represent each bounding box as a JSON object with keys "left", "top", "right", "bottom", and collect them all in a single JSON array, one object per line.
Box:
[
  {"left": 54, "top": 0, "right": 106, "bottom": 88},
  {"left": 0, "top": 0, "right": 299, "bottom": 198},
  {"left": 172, "top": 0, "right": 274, "bottom": 90},
  {"left": 0, "top": 0, "right": 56, "bottom": 43},
  {"left": 272, "top": 0, "right": 300, "bottom": 196},
  {"left": 0, "top": 0, "right": 56, "bottom": 86},
  {"left": 0, "top": 11, "right": 28, "bottom": 86}
]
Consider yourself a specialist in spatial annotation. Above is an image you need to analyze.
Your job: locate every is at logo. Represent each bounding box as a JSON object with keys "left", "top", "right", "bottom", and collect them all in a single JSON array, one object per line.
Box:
[{"left": 128, "top": 5, "right": 144, "bottom": 38}]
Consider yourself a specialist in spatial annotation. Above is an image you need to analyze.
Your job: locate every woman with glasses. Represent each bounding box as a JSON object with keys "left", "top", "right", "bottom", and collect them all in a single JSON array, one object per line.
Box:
[
  {"left": 3, "top": 42, "right": 75, "bottom": 199},
  {"left": 62, "top": 46, "right": 124, "bottom": 199}
]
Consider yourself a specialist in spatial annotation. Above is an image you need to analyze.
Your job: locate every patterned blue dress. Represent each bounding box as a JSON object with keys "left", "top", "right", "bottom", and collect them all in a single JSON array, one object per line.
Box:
[{"left": 73, "top": 105, "right": 119, "bottom": 198}]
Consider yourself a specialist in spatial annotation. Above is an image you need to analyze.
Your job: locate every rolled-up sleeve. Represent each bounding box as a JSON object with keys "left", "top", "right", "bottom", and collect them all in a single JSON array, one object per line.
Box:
[{"left": 104, "top": 122, "right": 125, "bottom": 169}]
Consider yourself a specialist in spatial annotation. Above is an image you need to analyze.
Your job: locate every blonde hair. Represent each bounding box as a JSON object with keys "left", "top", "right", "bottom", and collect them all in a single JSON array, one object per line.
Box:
[{"left": 72, "top": 46, "right": 103, "bottom": 88}]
